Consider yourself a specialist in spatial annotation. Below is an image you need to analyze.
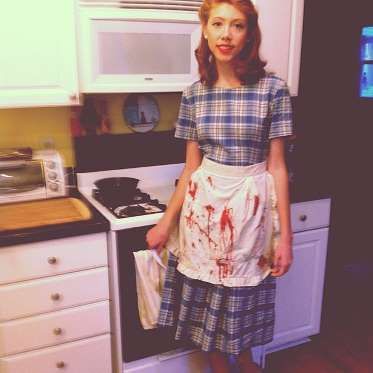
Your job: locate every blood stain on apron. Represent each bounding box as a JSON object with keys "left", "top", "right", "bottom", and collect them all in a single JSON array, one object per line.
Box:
[
  {"left": 188, "top": 180, "right": 198, "bottom": 199},
  {"left": 185, "top": 209, "right": 195, "bottom": 228},
  {"left": 253, "top": 195, "right": 260, "bottom": 215},
  {"left": 217, "top": 207, "right": 235, "bottom": 280},
  {"left": 205, "top": 204, "right": 215, "bottom": 248},
  {"left": 257, "top": 255, "right": 268, "bottom": 269},
  {"left": 185, "top": 208, "right": 218, "bottom": 248}
]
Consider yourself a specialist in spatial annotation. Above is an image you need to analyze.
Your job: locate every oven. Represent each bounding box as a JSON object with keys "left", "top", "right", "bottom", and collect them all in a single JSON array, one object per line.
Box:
[
  {"left": 76, "top": 160, "right": 199, "bottom": 371},
  {"left": 116, "top": 225, "right": 188, "bottom": 362}
]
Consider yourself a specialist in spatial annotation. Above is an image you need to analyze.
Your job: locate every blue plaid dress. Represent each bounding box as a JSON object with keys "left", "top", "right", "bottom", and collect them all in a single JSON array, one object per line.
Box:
[
  {"left": 175, "top": 73, "right": 293, "bottom": 166},
  {"left": 158, "top": 74, "right": 293, "bottom": 355}
]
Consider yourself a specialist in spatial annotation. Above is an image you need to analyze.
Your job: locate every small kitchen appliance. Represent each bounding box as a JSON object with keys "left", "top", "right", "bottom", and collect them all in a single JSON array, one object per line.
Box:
[{"left": 0, "top": 148, "right": 66, "bottom": 204}]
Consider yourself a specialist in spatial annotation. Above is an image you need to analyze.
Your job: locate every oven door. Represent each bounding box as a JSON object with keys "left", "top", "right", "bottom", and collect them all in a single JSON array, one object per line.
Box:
[
  {"left": 117, "top": 226, "right": 190, "bottom": 362},
  {"left": 0, "top": 161, "right": 46, "bottom": 203}
]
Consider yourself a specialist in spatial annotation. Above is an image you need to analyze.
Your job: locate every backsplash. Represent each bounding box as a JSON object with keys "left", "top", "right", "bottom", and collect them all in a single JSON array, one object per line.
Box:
[
  {"left": 0, "top": 93, "right": 181, "bottom": 167},
  {"left": 0, "top": 106, "right": 74, "bottom": 166}
]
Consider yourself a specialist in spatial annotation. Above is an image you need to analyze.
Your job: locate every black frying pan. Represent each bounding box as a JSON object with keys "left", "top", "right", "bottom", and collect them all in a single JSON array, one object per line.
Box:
[{"left": 94, "top": 177, "right": 139, "bottom": 198}]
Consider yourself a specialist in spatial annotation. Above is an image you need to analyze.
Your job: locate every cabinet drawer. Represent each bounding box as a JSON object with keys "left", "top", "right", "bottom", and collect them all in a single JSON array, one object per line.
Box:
[
  {"left": 0, "top": 334, "right": 112, "bottom": 373},
  {"left": 0, "top": 268, "right": 109, "bottom": 322},
  {"left": 291, "top": 199, "right": 331, "bottom": 233},
  {"left": 0, "top": 301, "right": 110, "bottom": 357},
  {"left": 0, "top": 233, "right": 107, "bottom": 285}
]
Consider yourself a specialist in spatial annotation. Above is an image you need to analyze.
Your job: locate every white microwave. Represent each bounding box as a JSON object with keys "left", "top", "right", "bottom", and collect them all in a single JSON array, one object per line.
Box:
[
  {"left": 0, "top": 150, "right": 66, "bottom": 204},
  {"left": 78, "top": 7, "right": 201, "bottom": 93}
]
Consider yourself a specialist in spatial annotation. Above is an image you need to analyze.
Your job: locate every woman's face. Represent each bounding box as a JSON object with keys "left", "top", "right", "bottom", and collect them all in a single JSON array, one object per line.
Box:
[{"left": 204, "top": 2, "right": 248, "bottom": 65}]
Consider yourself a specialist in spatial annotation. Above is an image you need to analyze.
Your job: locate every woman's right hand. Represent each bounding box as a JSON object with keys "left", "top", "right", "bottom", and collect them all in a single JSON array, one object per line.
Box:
[{"left": 146, "top": 222, "right": 171, "bottom": 253}]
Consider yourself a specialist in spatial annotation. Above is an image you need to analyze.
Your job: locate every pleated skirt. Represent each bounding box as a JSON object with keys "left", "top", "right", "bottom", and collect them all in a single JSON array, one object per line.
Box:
[{"left": 158, "top": 252, "right": 276, "bottom": 355}]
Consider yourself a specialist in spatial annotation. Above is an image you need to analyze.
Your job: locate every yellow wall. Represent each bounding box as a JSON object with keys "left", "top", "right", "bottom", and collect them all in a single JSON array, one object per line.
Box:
[{"left": 0, "top": 93, "right": 181, "bottom": 167}]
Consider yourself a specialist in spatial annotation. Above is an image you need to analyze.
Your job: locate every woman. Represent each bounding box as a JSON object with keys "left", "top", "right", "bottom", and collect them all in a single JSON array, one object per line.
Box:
[{"left": 146, "top": 1, "right": 293, "bottom": 372}]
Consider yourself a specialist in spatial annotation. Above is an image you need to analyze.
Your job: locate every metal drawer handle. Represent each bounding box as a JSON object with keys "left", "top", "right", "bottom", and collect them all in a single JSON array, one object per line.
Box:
[
  {"left": 51, "top": 293, "right": 61, "bottom": 301},
  {"left": 53, "top": 327, "right": 63, "bottom": 335},
  {"left": 56, "top": 361, "right": 66, "bottom": 368},
  {"left": 48, "top": 256, "right": 58, "bottom": 265},
  {"left": 299, "top": 214, "right": 308, "bottom": 222}
]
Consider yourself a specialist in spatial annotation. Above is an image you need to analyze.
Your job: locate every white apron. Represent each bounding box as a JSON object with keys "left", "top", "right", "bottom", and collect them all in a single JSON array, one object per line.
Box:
[{"left": 169, "top": 157, "right": 280, "bottom": 287}]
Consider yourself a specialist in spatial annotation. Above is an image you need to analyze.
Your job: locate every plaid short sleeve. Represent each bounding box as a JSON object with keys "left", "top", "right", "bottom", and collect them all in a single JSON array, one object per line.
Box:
[
  {"left": 268, "top": 79, "right": 294, "bottom": 139},
  {"left": 175, "top": 87, "right": 198, "bottom": 141}
]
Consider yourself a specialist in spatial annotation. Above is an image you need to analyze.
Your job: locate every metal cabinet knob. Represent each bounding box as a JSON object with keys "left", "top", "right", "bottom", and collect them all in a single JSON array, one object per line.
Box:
[
  {"left": 51, "top": 293, "right": 61, "bottom": 301},
  {"left": 53, "top": 327, "right": 63, "bottom": 335},
  {"left": 48, "top": 256, "right": 58, "bottom": 265},
  {"left": 299, "top": 214, "right": 307, "bottom": 222},
  {"left": 56, "top": 361, "right": 65, "bottom": 368}
]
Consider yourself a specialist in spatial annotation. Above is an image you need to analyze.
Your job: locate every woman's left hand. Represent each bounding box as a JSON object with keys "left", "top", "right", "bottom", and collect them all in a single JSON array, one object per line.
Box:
[{"left": 271, "top": 240, "right": 293, "bottom": 277}]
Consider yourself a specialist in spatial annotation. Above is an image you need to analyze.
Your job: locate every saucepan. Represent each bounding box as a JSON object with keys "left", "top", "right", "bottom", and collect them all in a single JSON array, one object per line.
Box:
[{"left": 94, "top": 177, "right": 139, "bottom": 199}]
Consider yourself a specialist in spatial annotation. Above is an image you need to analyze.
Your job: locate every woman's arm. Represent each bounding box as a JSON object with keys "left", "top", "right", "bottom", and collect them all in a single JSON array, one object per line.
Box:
[
  {"left": 267, "top": 138, "right": 293, "bottom": 277},
  {"left": 146, "top": 140, "right": 202, "bottom": 251}
]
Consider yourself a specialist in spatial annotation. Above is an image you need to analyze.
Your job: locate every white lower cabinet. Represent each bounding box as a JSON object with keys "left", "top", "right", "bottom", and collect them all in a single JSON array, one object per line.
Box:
[
  {"left": 0, "top": 334, "right": 111, "bottom": 373},
  {"left": 264, "top": 229, "right": 329, "bottom": 352},
  {"left": 262, "top": 199, "right": 331, "bottom": 365},
  {"left": 0, "top": 233, "right": 112, "bottom": 373}
]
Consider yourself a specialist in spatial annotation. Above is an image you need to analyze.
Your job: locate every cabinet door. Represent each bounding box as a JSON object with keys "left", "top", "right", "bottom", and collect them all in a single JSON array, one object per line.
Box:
[
  {"left": 0, "top": 0, "right": 79, "bottom": 108},
  {"left": 255, "top": 0, "right": 304, "bottom": 96},
  {"left": 264, "top": 228, "right": 329, "bottom": 353}
]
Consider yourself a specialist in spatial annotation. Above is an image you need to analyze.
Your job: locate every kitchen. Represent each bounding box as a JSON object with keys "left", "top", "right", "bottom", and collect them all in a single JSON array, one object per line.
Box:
[{"left": 0, "top": 0, "right": 372, "bottom": 372}]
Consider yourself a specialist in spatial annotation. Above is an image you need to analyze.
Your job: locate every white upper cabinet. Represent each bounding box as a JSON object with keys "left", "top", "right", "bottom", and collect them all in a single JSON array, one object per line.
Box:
[
  {"left": 256, "top": 0, "right": 304, "bottom": 95},
  {"left": 0, "top": 0, "right": 79, "bottom": 108}
]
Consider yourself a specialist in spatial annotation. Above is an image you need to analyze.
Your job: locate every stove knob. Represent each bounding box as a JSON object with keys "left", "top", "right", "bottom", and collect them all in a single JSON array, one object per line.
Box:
[
  {"left": 48, "top": 171, "right": 57, "bottom": 181},
  {"left": 47, "top": 161, "right": 56, "bottom": 169},
  {"left": 48, "top": 183, "right": 59, "bottom": 192}
]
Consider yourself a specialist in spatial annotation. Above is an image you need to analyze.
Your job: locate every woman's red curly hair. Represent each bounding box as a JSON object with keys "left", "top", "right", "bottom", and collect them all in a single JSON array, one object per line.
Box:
[{"left": 195, "top": 0, "right": 266, "bottom": 86}]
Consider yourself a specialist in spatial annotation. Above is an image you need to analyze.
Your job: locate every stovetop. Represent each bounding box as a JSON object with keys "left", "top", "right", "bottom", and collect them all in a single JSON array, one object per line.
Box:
[
  {"left": 77, "top": 163, "right": 184, "bottom": 230},
  {"left": 92, "top": 188, "right": 167, "bottom": 218}
]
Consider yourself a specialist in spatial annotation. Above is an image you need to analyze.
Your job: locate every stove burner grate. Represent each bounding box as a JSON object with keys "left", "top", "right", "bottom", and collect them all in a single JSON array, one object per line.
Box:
[
  {"left": 92, "top": 188, "right": 166, "bottom": 218},
  {"left": 114, "top": 203, "right": 165, "bottom": 218}
]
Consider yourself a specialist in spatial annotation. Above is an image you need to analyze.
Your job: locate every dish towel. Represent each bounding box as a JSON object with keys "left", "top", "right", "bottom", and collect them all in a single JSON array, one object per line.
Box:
[{"left": 133, "top": 249, "right": 168, "bottom": 329}]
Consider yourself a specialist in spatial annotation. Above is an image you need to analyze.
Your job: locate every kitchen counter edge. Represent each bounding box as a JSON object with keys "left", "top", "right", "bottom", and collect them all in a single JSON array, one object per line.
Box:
[{"left": 0, "top": 192, "right": 110, "bottom": 248}]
